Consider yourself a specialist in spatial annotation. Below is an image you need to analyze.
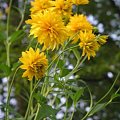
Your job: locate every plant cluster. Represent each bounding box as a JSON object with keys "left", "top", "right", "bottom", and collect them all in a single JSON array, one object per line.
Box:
[{"left": 2, "top": 0, "right": 120, "bottom": 120}]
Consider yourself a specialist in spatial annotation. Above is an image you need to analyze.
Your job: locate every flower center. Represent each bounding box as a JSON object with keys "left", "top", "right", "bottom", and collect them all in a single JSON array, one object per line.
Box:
[{"left": 29, "top": 63, "right": 44, "bottom": 73}]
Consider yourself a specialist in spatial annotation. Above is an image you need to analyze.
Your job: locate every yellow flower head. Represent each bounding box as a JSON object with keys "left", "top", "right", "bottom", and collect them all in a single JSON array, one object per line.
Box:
[
  {"left": 19, "top": 48, "right": 48, "bottom": 80},
  {"left": 71, "top": 0, "right": 89, "bottom": 5},
  {"left": 26, "top": 11, "right": 68, "bottom": 50},
  {"left": 97, "top": 35, "right": 108, "bottom": 45},
  {"left": 67, "top": 14, "right": 93, "bottom": 43},
  {"left": 30, "top": 0, "right": 52, "bottom": 14},
  {"left": 51, "top": 0, "right": 72, "bottom": 17},
  {"left": 79, "top": 31, "right": 100, "bottom": 60}
]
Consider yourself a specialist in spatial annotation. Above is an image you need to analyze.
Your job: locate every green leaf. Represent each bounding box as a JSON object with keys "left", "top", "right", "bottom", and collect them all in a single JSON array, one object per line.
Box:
[
  {"left": 33, "top": 92, "right": 47, "bottom": 104},
  {"left": 37, "top": 104, "right": 57, "bottom": 120},
  {"left": 8, "top": 30, "right": 25, "bottom": 43},
  {"left": 60, "top": 68, "right": 70, "bottom": 77},
  {"left": 88, "top": 103, "right": 107, "bottom": 116},
  {"left": 0, "top": 63, "right": 11, "bottom": 76},
  {"left": 70, "top": 87, "right": 84, "bottom": 106},
  {"left": 74, "top": 88, "right": 84, "bottom": 101},
  {"left": 57, "top": 59, "right": 64, "bottom": 69}
]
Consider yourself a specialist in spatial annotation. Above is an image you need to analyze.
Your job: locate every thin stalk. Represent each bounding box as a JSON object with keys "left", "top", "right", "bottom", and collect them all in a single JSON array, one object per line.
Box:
[
  {"left": 64, "top": 55, "right": 87, "bottom": 81},
  {"left": 34, "top": 103, "right": 40, "bottom": 120},
  {"left": 6, "top": 42, "right": 11, "bottom": 67},
  {"left": 5, "top": 0, "right": 13, "bottom": 119},
  {"left": 115, "top": 87, "right": 120, "bottom": 94},
  {"left": 95, "top": 72, "right": 120, "bottom": 105},
  {"left": 107, "top": 87, "right": 120, "bottom": 105},
  {"left": 63, "top": 95, "right": 68, "bottom": 120},
  {"left": 24, "top": 79, "right": 41, "bottom": 119},
  {"left": 41, "top": 67, "right": 49, "bottom": 96},
  {"left": 24, "top": 92, "right": 32, "bottom": 119},
  {"left": 16, "top": 0, "right": 26, "bottom": 30},
  {"left": 81, "top": 86, "right": 93, "bottom": 120},
  {"left": 70, "top": 109, "right": 75, "bottom": 120},
  {"left": 5, "top": 67, "right": 20, "bottom": 120},
  {"left": 6, "top": 0, "right": 13, "bottom": 38},
  {"left": 30, "top": 80, "right": 33, "bottom": 114},
  {"left": 50, "top": 95, "right": 57, "bottom": 106},
  {"left": 47, "top": 45, "right": 79, "bottom": 71}
]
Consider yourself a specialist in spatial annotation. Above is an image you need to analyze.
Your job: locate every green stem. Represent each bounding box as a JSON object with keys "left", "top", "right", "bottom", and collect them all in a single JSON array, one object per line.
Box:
[
  {"left": 30, "top": 80, "right": 33, "bottom": 114},
  {"left": 70, "top": 109, "right": 75, "bottom": 120},
  {"left": 16, "top": 0, "right": 26, "bottom": 31},
  {"left": 63, "top": 95, "right": 68, "bottom": 120},
  {"left": 81, "top": 86, "right": 93, "bottom": 120},
  {"left": 95, "top": 72, "right": 120, "bottom": 105},
  {"left": 6, "top": 42, "right": 11, "bottom": 67},
  {"left": 41, "top": 82, "right": 45, "bottom": 95},
  {"left": 24, "top": 93, "right": 32, "bottom": 119},
  {"left": 64, "top": 55, "right": 87, "bottom": 81},
  {"left": 50, "top": 95, "right": 57, "bottom": 106},
  {"left": 115, "top": 87, "right": 120, "bottom": 94},
  {"left": 5, "top": 0, "right": 13, "bottom": 118},
  {"left": 6, "top": 0, "right": 13, "bottom": 38},
  {"left": 34, "top": 103, "right": 40, "bottom": 120},
  {"left": 24, "top": 79, "right": 41, "bottom": 119},
  {"left": 5, "top": 67, "right": 19, "bottom": 120},
  {"left": 47, "top": 45, "right": 79, "bottom": 71}
]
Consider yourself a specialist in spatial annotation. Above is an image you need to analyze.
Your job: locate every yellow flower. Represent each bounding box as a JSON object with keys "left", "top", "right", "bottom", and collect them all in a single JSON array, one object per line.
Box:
[
  {"left": 26, "top": 11, "right": 68, "bottom": 50},
  {"left": 67, "top": 14, "right": 93, "bottom": 43},
  {"left": 51, "top": 0, "right": 72, "bottom": 17},
  {"left": 71, "top": 0, "right": 89, "bottom": 5},
  {"left": 79, "top": 31, "right": 100, "bottom": 60},
  {"left": 30, "top": 0, "right": 52, "bottom": 14},
  {"left": 97, "top": 35, "right": 108, "bottom": 45},
  {"left": 19, "top": 48, "right": 48, "bottom": 80}
]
